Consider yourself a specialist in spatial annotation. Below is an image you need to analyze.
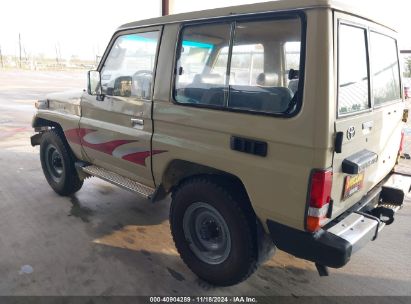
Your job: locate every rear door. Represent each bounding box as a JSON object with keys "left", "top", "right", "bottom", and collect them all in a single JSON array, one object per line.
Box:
[
  {"left": 79, "top": 27, "right": 162, "bottom": 187},
  {"left": 331, "top": 13, "right": 403, "bottom": 217}
]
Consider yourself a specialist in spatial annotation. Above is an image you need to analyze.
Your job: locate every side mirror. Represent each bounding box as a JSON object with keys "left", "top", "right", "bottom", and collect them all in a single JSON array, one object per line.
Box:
[{"left": 87, "top": 70, "right": 104, "bottom": 99}]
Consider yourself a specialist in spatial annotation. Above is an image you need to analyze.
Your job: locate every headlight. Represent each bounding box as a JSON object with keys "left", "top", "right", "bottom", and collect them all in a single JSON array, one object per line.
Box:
[{"left": 35, "top": 99, "right": 49, "bottom": 109}]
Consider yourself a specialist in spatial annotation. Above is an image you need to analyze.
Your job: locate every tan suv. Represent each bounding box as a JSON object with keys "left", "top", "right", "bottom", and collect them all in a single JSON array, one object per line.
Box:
[{"left": 31, "top": 0, "right": 410, "bottom": 286}]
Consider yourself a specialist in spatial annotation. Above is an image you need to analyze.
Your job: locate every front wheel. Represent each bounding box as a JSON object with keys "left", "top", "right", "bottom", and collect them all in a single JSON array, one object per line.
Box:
[
  {"left": 170, "top": 177, "right": 258, "bottom": 286},
  {"left": 40, "top": 129, "right": 83, "bottom": 196}
]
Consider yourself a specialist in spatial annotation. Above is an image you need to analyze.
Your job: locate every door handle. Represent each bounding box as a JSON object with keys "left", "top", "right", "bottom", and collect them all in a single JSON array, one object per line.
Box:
[
  {"left": 131, "top": 118, "right": 144, "bottom": 128},
  {"left": 362, "top": 121, "right": 373, "bottom": 130},
  {"left": 362, "top": 121, "right": 373, "bottom": 135}
]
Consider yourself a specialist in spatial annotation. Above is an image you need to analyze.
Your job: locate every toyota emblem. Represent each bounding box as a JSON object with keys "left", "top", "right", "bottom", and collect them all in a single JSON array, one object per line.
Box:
[{"left": 346, "top": 126, "right": 356, "bottom": 140}]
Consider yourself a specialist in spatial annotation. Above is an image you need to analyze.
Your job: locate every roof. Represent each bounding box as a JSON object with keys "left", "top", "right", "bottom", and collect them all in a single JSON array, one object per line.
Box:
[{"left": 118, "top": 0, "right": 395, "bottom": 32}]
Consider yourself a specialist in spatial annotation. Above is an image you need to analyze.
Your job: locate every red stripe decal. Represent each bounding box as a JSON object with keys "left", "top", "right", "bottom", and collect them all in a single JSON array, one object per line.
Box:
[
  {"left": 64, "top": 128, "right": 95, "bottom": 145},
  {"left": 64, "top": 128, "right": 166, "bottom": 166},
  {"left": 82, "top": 139, "right": 135, "bottom": 155},
  {"left": 122, "top": 151, "right": 151, "bottom": 166},
  {"left": 65, "top": 128, "right": 136, "bottom": 155},
  {"left": 122, "top": 150, "right": 167, "bottom": 166}
]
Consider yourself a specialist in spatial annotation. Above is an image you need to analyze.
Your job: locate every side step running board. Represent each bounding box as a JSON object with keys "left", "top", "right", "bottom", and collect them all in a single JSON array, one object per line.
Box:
[
  {"left": 380, "top": 173, "right": 411, "bottom": 205},
  {"left": 81, "top": 165, "right": 155, "bottom": 199}
]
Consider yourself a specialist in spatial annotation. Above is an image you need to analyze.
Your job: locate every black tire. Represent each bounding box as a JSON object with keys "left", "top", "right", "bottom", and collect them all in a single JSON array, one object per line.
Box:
[
  {"left": 170, "top": 177, "right": 258, "bottom": 286},
  {"left": 40, "top": 129, "right": 83, "bottom": 196}
]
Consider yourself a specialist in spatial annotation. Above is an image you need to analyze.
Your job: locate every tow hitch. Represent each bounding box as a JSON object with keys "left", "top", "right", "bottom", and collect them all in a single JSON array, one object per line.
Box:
[{"left": 369, "top": 206, "right": 395, "bottom": 225}]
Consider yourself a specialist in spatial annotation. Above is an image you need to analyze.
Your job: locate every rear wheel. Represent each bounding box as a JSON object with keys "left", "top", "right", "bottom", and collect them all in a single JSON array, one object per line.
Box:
[
  {"left": 170, "top": 177, "right": 258, "bottom": 286},
  {"left": 40, "top": 129, "right": 83, "bottom": 196}
]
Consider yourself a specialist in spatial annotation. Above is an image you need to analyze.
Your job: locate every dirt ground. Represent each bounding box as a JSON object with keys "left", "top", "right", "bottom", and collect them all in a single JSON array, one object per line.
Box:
[{"left": 0, "top": 70, "right": 410, "bottom": 297}]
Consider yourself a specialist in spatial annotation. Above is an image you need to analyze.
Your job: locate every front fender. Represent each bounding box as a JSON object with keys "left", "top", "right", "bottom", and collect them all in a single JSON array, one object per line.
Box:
[
  {"left": 30, "top": 111, "right": 85, "bottom": 162},
  {"left": 32, "top": 114, "right": 55, "bottom": 129}
]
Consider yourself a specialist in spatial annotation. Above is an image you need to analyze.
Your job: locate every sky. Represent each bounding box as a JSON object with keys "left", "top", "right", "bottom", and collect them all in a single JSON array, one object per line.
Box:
[
  {"left": 0, "top": 0, "right": 162, "bottom": 60},
  {"left": 0, "top": 0, "right": 410, "bottom": 61}
]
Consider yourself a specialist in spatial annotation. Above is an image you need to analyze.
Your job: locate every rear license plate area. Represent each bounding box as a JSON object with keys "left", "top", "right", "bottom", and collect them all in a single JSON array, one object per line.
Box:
[{"left": 343, "top": 172, "right": 364, "bottom": 200}]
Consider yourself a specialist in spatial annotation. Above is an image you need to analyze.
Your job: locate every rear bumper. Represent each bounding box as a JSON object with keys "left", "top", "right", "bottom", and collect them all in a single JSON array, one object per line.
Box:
[
  {"left": 267, "top": 220, "right": 352, "bottom": 268},
  {"left": 267, "top": 173, "right": 411, "bottom": 268}
]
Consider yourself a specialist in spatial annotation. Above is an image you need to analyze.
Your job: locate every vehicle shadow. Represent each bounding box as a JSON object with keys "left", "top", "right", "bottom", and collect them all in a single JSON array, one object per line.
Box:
[
  {"left": 67, "top": 178, "right": 171, "bottom": 237},
  {"left": 78, "top": 243, "right": 411, "bottom": 298}
]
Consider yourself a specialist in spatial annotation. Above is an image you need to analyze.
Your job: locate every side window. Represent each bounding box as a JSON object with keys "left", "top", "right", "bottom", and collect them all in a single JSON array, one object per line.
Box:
[
  {"left": 370, "top": 32, "right": 401, "bottom": 106},
  {"left": 228, "top": 18, "right": 301, "bottom": 113},
  {"left": 101, "top": 31, "right": 159, "bottom": 99},
  {"left": 214, "top": 44, "right": 264, "bottom": 86},
  {"left": 338, "top": 24, "right": 370, "bottom": 115},
  {"left": 285, "top": 42, "right": 301, "bottom": 94},
  {"left": 175, "top": 23, "right": 231, "bottom": 106},
  {"left": 285, "top": 42, "right": 301, "bottom": 71},
  {"left": 174, "top": 16, "right": 303, "bottom": 115}
]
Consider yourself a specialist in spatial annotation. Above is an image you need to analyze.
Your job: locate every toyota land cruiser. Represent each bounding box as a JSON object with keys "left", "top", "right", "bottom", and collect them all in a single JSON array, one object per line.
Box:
[{"left": 31, "top": 0, "right": 410, "bottom": 286}]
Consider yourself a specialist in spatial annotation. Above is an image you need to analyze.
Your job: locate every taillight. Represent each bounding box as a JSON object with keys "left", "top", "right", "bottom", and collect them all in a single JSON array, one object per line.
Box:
[
  {"left": 399, "top": 130, "right": 405, "bottom": 154},
  {"left": 306, "top": 169, "right": 333, "bottom": 232}
]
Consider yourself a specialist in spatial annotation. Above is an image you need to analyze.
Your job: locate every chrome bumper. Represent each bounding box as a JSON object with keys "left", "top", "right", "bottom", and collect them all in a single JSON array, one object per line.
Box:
[
  {"left": 327, "top": 173, "right": 410, "bottom": 254},
  {"left": 327, "top": 212, "right": 380, "bottom": 253},
  {"left": 267, "top": 173, "right": 410, "bottom": 271}
]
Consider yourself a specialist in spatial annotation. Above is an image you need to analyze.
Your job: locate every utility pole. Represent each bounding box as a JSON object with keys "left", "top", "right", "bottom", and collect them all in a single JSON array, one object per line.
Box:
[
  {"left": 19, "top": 33, "right": 22, "bottom": 68},
  {"left": 162, "top": 0, "right": 169, "bottom": 16},
  {"left": 0, "top": 45, "right": 3, "bottom": 68},
  {"left": 55, "top": 44, "right": 59, "bottom": 65}
]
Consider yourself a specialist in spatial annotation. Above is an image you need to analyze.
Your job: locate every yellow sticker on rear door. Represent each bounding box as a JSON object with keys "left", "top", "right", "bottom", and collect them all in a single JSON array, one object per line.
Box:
[{"left": 342, "top": 172, "right": 364, "bottom": 200}]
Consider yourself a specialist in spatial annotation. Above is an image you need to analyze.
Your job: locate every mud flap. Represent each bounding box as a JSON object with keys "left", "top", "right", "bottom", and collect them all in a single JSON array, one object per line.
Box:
[{"left": 30, "top": 133, "right": 42, "bottom": 147}]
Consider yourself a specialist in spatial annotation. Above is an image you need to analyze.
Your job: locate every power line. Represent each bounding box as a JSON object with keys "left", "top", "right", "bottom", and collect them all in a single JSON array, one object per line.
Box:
[{"left": 19, "top": 33, "right": 22, "bottom": 68}]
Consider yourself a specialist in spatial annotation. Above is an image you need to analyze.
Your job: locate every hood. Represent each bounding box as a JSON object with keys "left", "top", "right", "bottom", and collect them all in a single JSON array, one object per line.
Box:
[
  {"left": 46, "top": 90, "right": 84, "bottom": 105},
  {"left": 45, "top": 90, "right": 84, "bottom": 116}
]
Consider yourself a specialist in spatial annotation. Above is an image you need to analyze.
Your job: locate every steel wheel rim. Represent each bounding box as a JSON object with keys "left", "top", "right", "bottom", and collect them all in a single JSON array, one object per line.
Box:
[
  {"left": 183, "top": 202, "right": 231, "bottom": 265},
  {"left": 45, "top": 144, "right": 64, "bottom": 183}
]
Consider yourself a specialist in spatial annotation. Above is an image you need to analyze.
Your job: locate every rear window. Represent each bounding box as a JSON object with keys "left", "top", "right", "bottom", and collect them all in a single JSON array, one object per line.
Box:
[
  {"left": 338, "top": 22, "right": 401, "bottom": 116},
  {"left": 338, "top": 24, "right": 370, "bottom": 116},
  {"left": 174, "top": 15, "right": 304, "bottom": 116},
  {"left": 370, "top": 32, "right": 401, "bottom": 106}
]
